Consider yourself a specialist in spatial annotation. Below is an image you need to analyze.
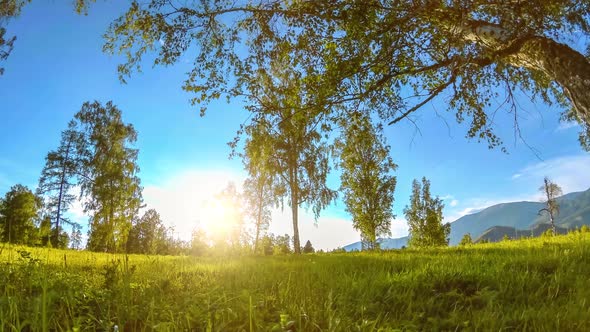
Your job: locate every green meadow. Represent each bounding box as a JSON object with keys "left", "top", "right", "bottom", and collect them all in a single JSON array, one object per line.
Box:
[{"left": 2, "top": 233, "right": 590, "bottom": 331}]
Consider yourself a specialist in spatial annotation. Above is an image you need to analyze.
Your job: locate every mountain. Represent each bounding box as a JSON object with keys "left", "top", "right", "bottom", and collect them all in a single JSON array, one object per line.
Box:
[
  {"left": 342, "top": 187, "right": 590, "bottom": 251},
  {"left": 448, "top": 201, "right": 542, "bottom": 245},
  {"left": 449, "top": 187, "right": 590, "bottom": 244},
  {"left": 342, "top": 236, "right": 408, "bottom": 251}
]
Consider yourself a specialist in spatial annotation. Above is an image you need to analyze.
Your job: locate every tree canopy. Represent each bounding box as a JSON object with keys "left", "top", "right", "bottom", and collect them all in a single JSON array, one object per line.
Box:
[
  {"left": 0, "top": 0, "right": 29, "bottom": 75},
  {"left": 73, "top": 0, "right": 590, "bottom": 151}
]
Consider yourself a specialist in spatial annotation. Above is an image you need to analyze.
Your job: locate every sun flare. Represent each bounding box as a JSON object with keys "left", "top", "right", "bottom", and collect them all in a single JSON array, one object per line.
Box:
[{"left": 198, "top": 196, "right": 240, "bottom": 238}]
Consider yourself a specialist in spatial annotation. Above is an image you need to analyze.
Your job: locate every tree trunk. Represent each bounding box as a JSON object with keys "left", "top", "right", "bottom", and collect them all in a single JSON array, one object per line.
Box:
[
  {"left": 291, "top": 194, "right": 300, "bottom": 254},
  {"left": 290, "top": 168, "right": 301, "bottom": 254},
  {"left": 549, "top": 212, "right": 556, "bottom": 236},
  {"left": 254, "top": 186, "right": 263, "bottom": 253},
  {"left": 512, "top": 36, "right": 590, "bottom": 127},
  {"left": 455, "top": 20, "right": 590, "bottom": 126}
]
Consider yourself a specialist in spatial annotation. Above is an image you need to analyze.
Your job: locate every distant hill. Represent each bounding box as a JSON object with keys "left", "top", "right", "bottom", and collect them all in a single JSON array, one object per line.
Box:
[
  {"left": 475, "top": 224, "right": 569, "bottom": 243},
  {"left": 342, "top": 236, "right": 408, "bottom": 251},
  {"left": 449, "top": 187, "right": 590, "bottom": 244},
  {"left": 343, "top": 187, "right": 590, "bottom": 251},
  {"left": 448, "top": 201, "right": 542, "bottom": 245}
]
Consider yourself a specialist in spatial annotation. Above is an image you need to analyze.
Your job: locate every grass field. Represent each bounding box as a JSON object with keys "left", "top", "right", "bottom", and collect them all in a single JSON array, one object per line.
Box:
[{"left": 1, "top": 233, "right": 590, "bottom": 331}]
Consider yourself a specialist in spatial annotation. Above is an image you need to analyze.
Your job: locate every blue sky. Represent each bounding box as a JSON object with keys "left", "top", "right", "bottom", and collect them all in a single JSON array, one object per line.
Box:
[{"left": 1, "top": 2, "right": 589, "bottom": 250}]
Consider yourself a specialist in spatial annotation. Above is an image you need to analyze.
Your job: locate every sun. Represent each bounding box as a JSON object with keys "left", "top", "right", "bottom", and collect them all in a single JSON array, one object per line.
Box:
[{"left": 197, "top": 196, "right": 241, "bottom": 239}]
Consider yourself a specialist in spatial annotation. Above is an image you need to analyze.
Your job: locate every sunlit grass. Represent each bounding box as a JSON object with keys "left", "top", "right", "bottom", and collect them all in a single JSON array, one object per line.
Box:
[{"left": 1, "top": 233, "right": 590, "bottom": 331}]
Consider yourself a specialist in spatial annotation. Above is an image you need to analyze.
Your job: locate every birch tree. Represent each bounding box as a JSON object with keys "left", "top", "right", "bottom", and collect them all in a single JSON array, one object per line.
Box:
[
  {"left": 338, "top": 113, "right": 397, "bottom": 250},
  {"left": 235, "top": 56, "right": 337, "bottom": 254}
]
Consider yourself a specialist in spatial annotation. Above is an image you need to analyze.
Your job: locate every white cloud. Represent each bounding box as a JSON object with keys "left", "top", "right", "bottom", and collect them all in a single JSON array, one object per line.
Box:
[
  {"left": 268, "top": 208, "right": 360, "bottom": 251},
  {"left": 556, "top": 121, "right": 579, "bottom": 131},
  {"left": 390, "top": 218, "right": 409, "bottom": 238},
  {"left": 512, "top": 153, "right": 590, "bottom": 194},
  {"left": 449, "top": 199, "right": 459, "bottom": 207}
]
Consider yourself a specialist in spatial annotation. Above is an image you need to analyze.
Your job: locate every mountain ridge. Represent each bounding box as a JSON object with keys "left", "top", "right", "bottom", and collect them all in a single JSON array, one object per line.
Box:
[{"left": 342, "top": 187, "right": 590, "bottom": 251}]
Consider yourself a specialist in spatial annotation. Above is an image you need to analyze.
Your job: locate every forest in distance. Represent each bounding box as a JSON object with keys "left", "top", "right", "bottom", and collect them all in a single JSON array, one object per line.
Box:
[{"left": 3, "top": 0, "right": 590, "bottom": 330}]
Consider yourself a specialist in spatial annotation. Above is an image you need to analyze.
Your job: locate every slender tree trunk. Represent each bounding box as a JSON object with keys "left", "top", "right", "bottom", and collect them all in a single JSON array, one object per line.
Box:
[
  {"left": 291, "top": 190, "right": 300, "bottom": 254},
  {"left": 549, "top": 212, "right": 556, "bottom": 236},
  {"left": 290, "top": 166, "right": 301, "bottom": 254},
  {"left": 254, "top": 185, "right": 263, "bottom": 253}
]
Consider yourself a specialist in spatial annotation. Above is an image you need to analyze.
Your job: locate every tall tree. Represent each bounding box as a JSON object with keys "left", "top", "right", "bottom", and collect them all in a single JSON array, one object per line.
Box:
[
  {"left": 87, "top": 1, "right": 590, "bottom": 150},
  {"left": 75, "top": 101, "right": 142, "bottom": 253},
  {"left": 404, "top": 178, "right": 450, "bottom": 248},
  {"left": 0, "top": 184, "right": 40, "bottom": 245},
  {"left": 37, "top": 120, "right": 84, "bottom": 247},
  {"left": 338, "top": 113, "right": 397, "bottom": 250},
  {"left": 236, "top": 55, "right": 337, "bottom": 254},
  {"left": 539, "top": 177, "right": 563, "bottom": 235}
]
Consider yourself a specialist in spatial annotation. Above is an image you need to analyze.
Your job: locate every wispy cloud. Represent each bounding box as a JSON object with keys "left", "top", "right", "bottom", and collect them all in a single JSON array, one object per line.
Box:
[
  {"left": 440, "top": 195, "right": 459, "bottom": 208},
  {"left": 556, "top": 121, "right": 579, "bottom": 131},
  {"left": 448, "top": 153, "right": 590, "bottom": 223},
  {"left": 511, "top": 153, "right": 590, "bottom": 193}
]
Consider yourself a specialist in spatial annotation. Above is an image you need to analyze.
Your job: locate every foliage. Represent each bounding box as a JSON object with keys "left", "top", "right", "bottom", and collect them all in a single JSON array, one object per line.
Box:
[
  {"left": 405, "top": 177, "right": 450, "bottom": 248},
  {"left": 0, "top": 184, "right": 40, "bottom": 245},
  {"left": 74, "top": 101, "right": 142, "bottom": 253},
  {"left": 459, "top": 233, "right": 473, "bottom": 246},
  {"left": 3, "top": 233, "right": 590, "bottom": 330},
  {"left": 126, "top": 209, "right": 170, "bottom": 255},
  {"left": 0, "top": 0, "right": 29, "bottom": 75},
  {"left": 90, "top": 0, "right": 590, "bottom": 151},
  {"left": 539, "top": 176, "right": 563, "bottom": 235},
  {"left": 338, "top": 113, "right": 397, "bottom": 250},
  {"left": 259, "top": 234, "right": 292, "bottom": 256},
  {"left": 302, "top": 240, "right": 315, "bottom": 254},
  {"left": 37, "top": 120, "right": 84, "bottom": 247}
]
